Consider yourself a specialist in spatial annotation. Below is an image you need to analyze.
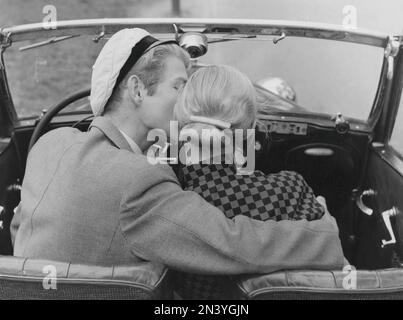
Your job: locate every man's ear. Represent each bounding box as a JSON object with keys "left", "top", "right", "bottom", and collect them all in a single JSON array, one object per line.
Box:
[{"left": 127, "top": 75, "right": 146, "bottom": 105}]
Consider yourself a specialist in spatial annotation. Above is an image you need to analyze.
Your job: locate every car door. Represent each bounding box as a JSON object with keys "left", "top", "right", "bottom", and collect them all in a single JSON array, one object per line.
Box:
[
  {"left": 0, "top": 44, "right": 21, "bottom": 255},
  {"left": 355, "top": 35, "right": 403, "bottom": 270}
]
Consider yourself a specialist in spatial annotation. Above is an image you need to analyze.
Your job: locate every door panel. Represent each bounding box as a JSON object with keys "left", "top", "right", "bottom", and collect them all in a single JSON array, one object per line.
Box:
[
  {"left": 355, "top": 37, "right": 403, "bottom": 269},
  {"left": 0, "top": 139, "right": 21, "bottom": 255},
  {"left": 256, "top": 121, "right": 371, "bottom": 263},
  {"left": 355, "top": 147, "right": 403, "bottom": 269}
]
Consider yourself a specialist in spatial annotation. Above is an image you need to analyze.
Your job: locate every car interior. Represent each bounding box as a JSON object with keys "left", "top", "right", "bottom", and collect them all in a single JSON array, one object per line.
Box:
[{"left": 1, "top": 20, "right": 403, "bottom": 299}]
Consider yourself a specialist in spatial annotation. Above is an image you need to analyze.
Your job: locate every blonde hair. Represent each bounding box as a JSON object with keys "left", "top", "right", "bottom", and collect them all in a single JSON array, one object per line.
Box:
[{"left": 174, "top": 65, "right": 257, "bottom": 130}]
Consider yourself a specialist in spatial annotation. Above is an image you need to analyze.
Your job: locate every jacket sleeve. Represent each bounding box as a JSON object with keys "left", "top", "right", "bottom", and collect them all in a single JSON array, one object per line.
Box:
[{"left": 119, "top": 163, "right": 345, "bottom": 275}]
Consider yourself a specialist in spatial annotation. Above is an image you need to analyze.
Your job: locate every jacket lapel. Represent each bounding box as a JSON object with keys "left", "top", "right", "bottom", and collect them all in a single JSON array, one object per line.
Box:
[{"left": 89, "top": 117, "right": 133, "bottom": 153}]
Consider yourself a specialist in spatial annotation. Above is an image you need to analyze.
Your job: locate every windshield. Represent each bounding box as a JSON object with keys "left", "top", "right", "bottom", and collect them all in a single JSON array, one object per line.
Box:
[
  {"left": 4, "top": 35, "right": 102, "bottom": 118},
  {"left": 4, "top": 32, "right": 384, "bottom": 121},
  {"left": 1, "top": 0, "right": 396, "bottom": 120},
  {"left": 199, "top": 38, "right": 384, "bottom": 120}
]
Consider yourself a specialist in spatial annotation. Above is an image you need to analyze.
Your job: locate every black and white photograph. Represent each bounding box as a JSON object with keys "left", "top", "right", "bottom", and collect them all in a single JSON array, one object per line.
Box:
[{"left": 0, "top": 0, "right": 403, "bottom": 307}]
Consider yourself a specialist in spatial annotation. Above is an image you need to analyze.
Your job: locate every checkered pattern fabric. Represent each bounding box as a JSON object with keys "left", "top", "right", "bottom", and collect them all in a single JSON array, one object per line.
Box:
[
  {"left": 173, "top": 272, "right": 236, "bottom": 300},
  {"left": 174, "top": 163, "right": 325, "bottom": 300},
  {"left": 181, "top": 163, "right": 324, "bottom": 221}
]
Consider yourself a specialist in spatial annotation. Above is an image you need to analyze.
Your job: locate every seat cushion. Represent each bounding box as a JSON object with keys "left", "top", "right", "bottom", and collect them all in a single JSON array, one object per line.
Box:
[
  {"left": 236, "top": 268, "right": 403, "bottom": 300},
  {"left": 0, "top": 255, "right": 172, "bottom": 299}
]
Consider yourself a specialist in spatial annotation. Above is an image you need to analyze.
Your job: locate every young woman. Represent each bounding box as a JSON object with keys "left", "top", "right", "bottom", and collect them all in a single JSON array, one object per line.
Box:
[{"left": 172, "top": 65, "right": 326, "bottom": 299}]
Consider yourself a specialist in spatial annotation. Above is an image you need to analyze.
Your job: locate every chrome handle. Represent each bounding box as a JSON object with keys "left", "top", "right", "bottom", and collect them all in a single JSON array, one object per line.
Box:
[
  {"left": 355, "top": 189, "right": 376, "bottom": 216},
  {"left": 381, "top": 207, "right": 399, "bottom": 248},
  {"left": 0, "top": 204, "right": 3, "bottom": 230}
]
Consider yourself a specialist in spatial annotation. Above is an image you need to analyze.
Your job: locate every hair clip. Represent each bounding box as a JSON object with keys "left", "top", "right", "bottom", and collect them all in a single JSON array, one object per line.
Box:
[{"left": 189, "top": 115, "right": 231, "bottom": 130}]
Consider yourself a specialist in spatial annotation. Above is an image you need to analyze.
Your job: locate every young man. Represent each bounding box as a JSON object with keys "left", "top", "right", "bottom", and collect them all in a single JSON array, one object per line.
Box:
[{"left": 11, "top": 28, "right": 345, "bottom": 274}]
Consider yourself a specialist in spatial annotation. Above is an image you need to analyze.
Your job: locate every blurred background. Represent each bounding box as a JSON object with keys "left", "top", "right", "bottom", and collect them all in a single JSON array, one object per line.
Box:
[{"left": 0, "top": 0, "right": 402, "bottom": 150}]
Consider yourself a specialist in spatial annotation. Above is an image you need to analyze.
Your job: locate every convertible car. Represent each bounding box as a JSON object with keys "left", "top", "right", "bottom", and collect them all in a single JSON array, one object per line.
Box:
[{"left": 0, "top": 18, "right": 402, "bottom": 299}]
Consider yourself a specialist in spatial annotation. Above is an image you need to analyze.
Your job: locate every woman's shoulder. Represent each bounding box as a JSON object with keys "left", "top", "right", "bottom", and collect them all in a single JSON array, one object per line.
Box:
[
  {"left": 277, "top": 170, "right": 306, "bottom": 180},
  {"left": 253, "top": 170, "right": 308, "bottom": 185}
]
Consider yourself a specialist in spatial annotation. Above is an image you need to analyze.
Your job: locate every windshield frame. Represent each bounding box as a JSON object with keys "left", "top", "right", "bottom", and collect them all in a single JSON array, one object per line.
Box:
[{"left": 1, "top": 18, "right": 389, "bottom": 46}]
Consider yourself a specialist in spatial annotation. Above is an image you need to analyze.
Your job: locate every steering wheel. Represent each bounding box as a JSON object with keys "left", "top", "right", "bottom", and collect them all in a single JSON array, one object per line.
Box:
[{"left": 28, "top": 88, "right": 91, "bottom": 152}]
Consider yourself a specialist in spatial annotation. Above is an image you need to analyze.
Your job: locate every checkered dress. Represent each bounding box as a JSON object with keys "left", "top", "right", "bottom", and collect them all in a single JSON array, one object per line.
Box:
[{"left": 173, "top": 162, "right": 325, "bottom": 299}]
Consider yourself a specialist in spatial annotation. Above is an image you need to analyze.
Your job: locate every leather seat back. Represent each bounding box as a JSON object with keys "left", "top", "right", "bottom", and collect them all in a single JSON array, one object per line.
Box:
[
  {"left": 0, "top": 256, "right": 172, "bottom": 300},
  {"left": 236, "top": 268, "right": 403, "bottom": 299}
]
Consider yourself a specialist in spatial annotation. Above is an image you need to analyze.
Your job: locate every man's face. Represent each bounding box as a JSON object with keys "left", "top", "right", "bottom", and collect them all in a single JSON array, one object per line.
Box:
[{"left": 139, "top": 56, "right": 188, "bottom": 135}]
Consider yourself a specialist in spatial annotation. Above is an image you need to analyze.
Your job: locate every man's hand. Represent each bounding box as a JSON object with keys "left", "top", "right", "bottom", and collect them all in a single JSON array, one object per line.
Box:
[{"left": 316, "top": 195, "right": 328, "bottom": 211}]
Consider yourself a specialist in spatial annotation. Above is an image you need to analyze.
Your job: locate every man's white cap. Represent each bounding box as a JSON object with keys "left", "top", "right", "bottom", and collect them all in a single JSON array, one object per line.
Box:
[{"left": 90, "top": 28, "right": 177, "bottom": 116}]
